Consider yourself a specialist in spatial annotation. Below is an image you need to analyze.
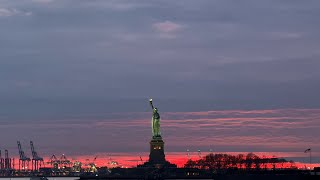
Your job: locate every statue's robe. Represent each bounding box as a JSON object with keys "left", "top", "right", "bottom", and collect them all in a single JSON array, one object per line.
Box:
[{"left": 152, "top": 110, "right": 161, "bottom": 137}]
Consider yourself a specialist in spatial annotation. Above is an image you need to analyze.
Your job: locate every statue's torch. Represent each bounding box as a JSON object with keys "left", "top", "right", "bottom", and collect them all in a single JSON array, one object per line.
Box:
[{"left": 149, "top": 98, "right": 154, "bottom": 109}]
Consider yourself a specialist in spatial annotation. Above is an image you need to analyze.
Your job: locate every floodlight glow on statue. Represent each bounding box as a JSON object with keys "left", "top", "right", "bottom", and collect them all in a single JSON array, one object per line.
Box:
[{"left": 149, "top": 98, "right": 161, "bottom": 137}]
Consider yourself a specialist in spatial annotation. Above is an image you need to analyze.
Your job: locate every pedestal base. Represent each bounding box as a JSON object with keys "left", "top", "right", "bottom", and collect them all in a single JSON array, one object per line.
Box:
[
  {"left": 138, "top": 136, "right": 177, "bottom": 168},
  {"left": 149, "top": 136, "right": 165, "bottom": 164}
]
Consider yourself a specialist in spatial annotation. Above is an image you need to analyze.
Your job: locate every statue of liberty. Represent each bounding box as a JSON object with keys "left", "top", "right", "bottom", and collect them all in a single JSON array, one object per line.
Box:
[{"left": 149, "top": 99, "right": 161, "bottom": 137}]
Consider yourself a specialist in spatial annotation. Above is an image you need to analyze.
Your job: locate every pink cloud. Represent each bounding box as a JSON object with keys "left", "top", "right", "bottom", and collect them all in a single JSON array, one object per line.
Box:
[
  {"left": 152, "top": 21, "right": 183, "bottom": 33},
  {"left": 152, "top": 21, "right": 184, "bottom": 38}
]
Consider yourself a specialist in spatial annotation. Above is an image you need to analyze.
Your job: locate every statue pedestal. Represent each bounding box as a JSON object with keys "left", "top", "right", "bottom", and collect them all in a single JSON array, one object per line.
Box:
[
  {"left": 149, "top": 136, "right": 166, "bottom": 164},
  {"left": 138, "top": 136, "right": 177, "bottom": 168}
]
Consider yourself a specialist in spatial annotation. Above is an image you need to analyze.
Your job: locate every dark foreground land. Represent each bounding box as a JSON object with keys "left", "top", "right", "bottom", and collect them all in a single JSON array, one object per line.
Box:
[
  {"left": 79, "top": 168, "right": 320, "bottom": 180},
  {"left": 1, "top": 168, "right": 319, "bottom": 180}
]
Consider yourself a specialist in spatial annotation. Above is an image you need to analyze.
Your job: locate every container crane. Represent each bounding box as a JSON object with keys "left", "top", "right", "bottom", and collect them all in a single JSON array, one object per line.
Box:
[
  {"left": 140, "top": 155, "right": 143, "bottom": 163},
  {"left": 125, "top": 156, "right": 144, "bottom": 167},
  {"left": 60, "top": 154, "right": 71, "bottom": 168},
  {"left": 108, "top": 157, "right": 119, "bottom": 168},
  {"left": 187, "top": 149, "right": 191, "bottom": 160},
  {"left": 85, "top": 156, "right": 98, "bottom": 173},
  {"left": 4, "top": 149, "right": 12, "bottom": 169},
  {"left": 30, "top": 141, "right": 44, "bottom": 171},
  {"left": 197, "top": 149, "right": 202, "bottom": 159},
  {"left": 72, "top": 160, "right": 82, "bottom": 172},
  {"left": 2, "top": 150, "right": 14, "bottom": 176},
  {"left": 0, "top": 150, "right": 4, "bottom": 170},
  {"left": 47, "top": 154, "right": 59, "bottom": 169},
  {"left": 17, "top": 141, "right": 31, "bottom": 171}
]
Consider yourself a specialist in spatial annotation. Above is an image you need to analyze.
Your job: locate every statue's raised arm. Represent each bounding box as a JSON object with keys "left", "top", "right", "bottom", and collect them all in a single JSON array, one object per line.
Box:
[{"left": 149, "top": 98, "right": 154, "bottom": 109}]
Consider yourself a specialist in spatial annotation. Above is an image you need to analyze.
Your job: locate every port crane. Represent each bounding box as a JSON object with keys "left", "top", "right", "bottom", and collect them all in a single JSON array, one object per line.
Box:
[
  {"left": 125, "top": 155, "right": 145, "bottom": 166},
  {"left": 0, "top": 150, "right": 4, "bottom": 170},
  {"left": 60, "top": 154, "right": 71, "bottom": 168},
  {"left": 85, "top": 156, "right": 98, "bottom": 173},
  {"left": 187, "top": 149, "right": 191, "bottom": 160},
  {"left": 108, "top": 157, "right": 120, "bottom": 168},
  {"left": 1, "top": 150, "right": 14, "bottom": 176},
  {"left": 17, "top": 141, "right": 30, "bottom": 171},
  {"left": 30, "top": 141, "right": 44, "bottom": 171},
  {"left": 197, "top": 149, "right": 202, "bottom": 159},
  {"left": 47, "top": 154, "right": 59, "bottom": 169},
  {"left": 72, "top": 160, "right": 82, "bottom": 172},
  {"left": 4, "top": 149, "right": 13, "bottom": 170},
  {"left": 124, "top": 155, "right": 144, "bottom": 167}
]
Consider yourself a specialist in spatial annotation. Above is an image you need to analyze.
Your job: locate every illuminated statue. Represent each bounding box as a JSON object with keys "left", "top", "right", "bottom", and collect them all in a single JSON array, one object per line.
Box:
[{"left": 149, "top": 99, "right": 161, "bottom": 137}]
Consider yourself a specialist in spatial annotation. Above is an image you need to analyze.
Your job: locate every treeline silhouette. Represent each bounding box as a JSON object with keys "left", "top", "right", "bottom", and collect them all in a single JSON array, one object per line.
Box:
[{"left": 184, "top": 153, "right": 297, "bottom": 170}]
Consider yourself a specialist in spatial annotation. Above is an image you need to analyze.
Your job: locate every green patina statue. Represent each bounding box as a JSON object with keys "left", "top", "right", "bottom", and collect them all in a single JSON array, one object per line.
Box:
[{"left": 149, "top": 99, "right": 161, "bottom": 137}]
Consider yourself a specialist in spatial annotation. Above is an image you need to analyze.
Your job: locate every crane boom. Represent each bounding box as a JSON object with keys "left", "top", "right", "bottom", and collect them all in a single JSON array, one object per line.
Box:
[
  {"left": 17, "top": 141, "right": 24, "bottom": 159},
  {"left": 5, "top": 150, "right": 8, "bottom": 159},
  {"left": 93, "top": 156, "right": 98, "bottom": 162},
  {"left": 50, "top": 154, "right": 57, "bottom": 162},
  {"left": 30, "top": 141, "right": 36, "bottom": 159},
  {"left": 30, "top": 141, "right": 43, "bottom": 160},
  {"left": 17, "top": 141, "right": 30, "bottom": 160}
]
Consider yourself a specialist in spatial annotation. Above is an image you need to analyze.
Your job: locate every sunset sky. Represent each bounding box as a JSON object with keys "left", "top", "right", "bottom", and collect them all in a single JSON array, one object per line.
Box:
[{"left": 0, "top": 0, "right": 320, "bottom": 166}]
